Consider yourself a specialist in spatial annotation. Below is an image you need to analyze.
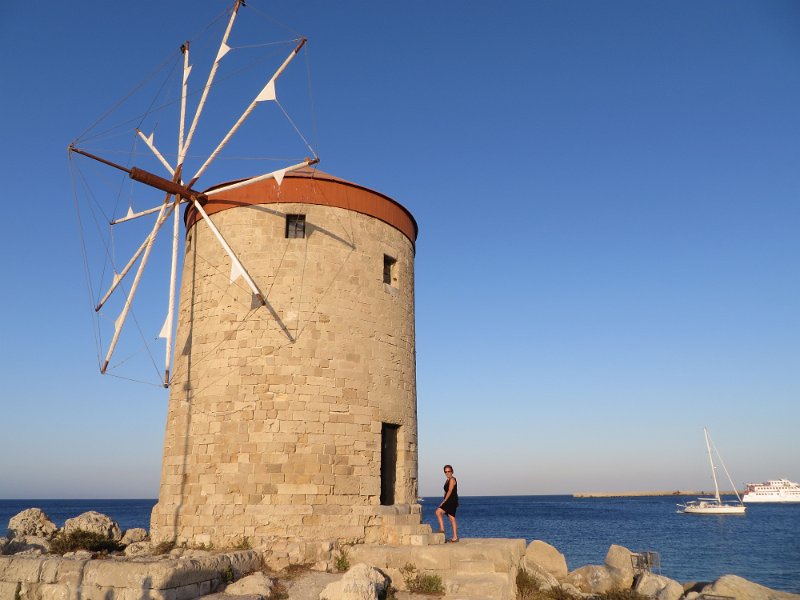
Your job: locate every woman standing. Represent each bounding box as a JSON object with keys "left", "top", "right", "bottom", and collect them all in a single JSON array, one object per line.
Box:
[{"left": 435, "top": 464, "right": 459, "bottom": 542}]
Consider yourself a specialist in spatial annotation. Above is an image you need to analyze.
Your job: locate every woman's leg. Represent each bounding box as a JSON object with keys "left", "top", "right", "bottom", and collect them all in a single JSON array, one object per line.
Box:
[
  {"left": 448, "top": 514, "right": 458, "bottom": 540},
  {"left": 435, "top": 507, "right": 446, "bottom": 532}
]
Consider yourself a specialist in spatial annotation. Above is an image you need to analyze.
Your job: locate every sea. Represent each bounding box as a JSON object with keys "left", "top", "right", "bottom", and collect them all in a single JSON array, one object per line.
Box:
[{"left": 1, "top": 495, "right": 798, "bottom": 593}]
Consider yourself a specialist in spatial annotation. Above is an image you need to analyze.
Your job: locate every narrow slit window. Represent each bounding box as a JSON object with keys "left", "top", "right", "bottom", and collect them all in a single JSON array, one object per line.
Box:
[
  {"left": 383, "top": 254, "right": 397, "bottom": 286},
  {"left": 285, "top": 214, "right": 306, "bottom": 239}
]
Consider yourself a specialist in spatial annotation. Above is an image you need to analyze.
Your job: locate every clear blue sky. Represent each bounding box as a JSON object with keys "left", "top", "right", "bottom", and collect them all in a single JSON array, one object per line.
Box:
[{"left": 1, "top": 1, "right": 798, "bottom": 499}]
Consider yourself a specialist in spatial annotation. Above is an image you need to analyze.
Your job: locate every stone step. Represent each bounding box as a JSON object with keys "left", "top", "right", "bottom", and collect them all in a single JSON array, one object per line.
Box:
[
  {"left": 400, "top": 531, "right": 446, "bottom": 546},
  {"left": 386, "top": 526, "right": 438, "bottom": 545},
  {"left": 381, "top": 513, "right": 425, "bottom": 526},
  {"left": 442, "top": 572, "right": 512, "bottom": 600}
]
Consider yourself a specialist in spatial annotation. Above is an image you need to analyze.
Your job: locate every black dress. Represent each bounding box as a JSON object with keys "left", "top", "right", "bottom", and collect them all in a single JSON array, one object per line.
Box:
[{"left": 440, "top": 477, "right": 459, "bottom": 516}]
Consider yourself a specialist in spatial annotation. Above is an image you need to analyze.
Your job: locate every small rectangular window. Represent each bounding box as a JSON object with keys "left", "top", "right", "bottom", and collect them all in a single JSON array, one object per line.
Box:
[
  {"left": 285, "top": 214, "right": 306, "bottom": 238},
  {"left": 383, "top": 254, "right": 397, "bottom": 286}
]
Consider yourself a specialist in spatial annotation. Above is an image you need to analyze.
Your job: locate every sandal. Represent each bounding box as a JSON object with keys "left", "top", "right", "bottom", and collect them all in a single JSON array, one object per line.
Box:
[{"left": 447, "top": 538, "right": 459, "bottom": 543}]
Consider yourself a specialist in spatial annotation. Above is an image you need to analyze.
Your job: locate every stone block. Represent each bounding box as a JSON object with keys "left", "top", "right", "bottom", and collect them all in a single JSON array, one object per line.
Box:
[
  {"left": 456, "top": 559, "right": 496, "bottom": 574},
  {"left": 443, "top": 572, "right": 511, "bottom": 600}
]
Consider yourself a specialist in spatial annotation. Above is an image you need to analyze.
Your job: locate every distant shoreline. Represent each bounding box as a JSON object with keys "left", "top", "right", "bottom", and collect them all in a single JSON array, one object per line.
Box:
[{"left": 573, "top": 490, "right": 740, "bottom": 498}]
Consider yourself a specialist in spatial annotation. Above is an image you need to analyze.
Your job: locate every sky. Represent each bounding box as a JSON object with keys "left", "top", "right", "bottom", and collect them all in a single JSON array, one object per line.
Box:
[{"left": 0, "top": 1, "right": 798, "bottom": 499}]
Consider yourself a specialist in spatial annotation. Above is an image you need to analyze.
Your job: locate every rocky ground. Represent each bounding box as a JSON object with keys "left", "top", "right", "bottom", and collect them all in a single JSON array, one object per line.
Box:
[{"left": 3, "top": 507, "right": 799, "bottom": 600}]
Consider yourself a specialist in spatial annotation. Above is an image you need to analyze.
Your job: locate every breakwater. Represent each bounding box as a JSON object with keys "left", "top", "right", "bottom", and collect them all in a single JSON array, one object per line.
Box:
[{"left": 572, "top": 490, "right": 738, "bottom": 498}]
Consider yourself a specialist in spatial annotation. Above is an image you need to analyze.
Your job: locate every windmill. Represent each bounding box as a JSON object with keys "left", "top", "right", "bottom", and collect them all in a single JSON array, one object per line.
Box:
[
  {"left": 69, "top": 0, "right": 317, "bottom": 387},
  {"left": 71, "top": 2, "right": 426, "bottom": 548}
]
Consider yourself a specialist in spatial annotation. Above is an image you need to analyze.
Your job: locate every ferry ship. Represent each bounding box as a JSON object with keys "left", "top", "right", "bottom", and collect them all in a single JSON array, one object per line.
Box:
[{"left": 742, "top": 478, "right": 800, "bottom": 503}]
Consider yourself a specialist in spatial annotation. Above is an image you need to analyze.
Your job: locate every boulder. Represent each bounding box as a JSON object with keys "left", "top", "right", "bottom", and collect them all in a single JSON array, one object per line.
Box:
[
  {"left": 3, "top": 535, "right": 51, "bottom": 555},
  {"left": 123, "top": 541, "right": 153, "bottom": 557},
  {"left": 520, "top": 564, "right": 560, "bottom": 591},
  {"left": 702, "top": 574, "right": 800, "bottom": 600},
  {"left": 225, "top": 572, "right": 273, "bottom": 597},
  {"left": 604, "top": 544, "right": 635, "bottom": 589},
  {"left": 563, "top": 564, "right": 617, "bottom": 594},
  {"left": 121, "top": 528, "right": 148, "bottom": 545},
  {"left": 7, "top": 508, "right": 58, "bottom": 539},
  {"left": 525, "top": 540, "right": 568, "bottom": 580},
  {"left": 63, "top": 511, "right": 122, "bottom": 541},
  {"left": 319, "top": 563, "right": 388, "bottom": 600},
  {"left": 170, "top": 548, "right": 212, "bottom": 559},
  {"left": 635, "top": 572, "right": 683, "bottom": 600},
  {"left": 199, "top": 592, "right": 265, "bottom": 600}
]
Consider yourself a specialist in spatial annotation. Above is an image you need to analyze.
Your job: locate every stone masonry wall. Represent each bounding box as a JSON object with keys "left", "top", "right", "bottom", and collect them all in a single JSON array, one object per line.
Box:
[{"left": 151, "top": 197, "right": 417, "bottom": 547}]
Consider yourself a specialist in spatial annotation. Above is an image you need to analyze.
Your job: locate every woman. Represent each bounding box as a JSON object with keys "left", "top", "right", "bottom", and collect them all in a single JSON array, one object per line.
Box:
[{"left": 435, "top": 464, "right": 459, "bottom": 542}]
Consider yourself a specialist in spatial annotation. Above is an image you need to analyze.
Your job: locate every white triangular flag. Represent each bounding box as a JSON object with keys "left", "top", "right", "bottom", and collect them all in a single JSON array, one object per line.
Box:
[
  {"left": 274, "top": 168, "right": 287, "bottom": 187},
  {"left": 146, "top": 132, "right": 154, "bottom": 145},
  {"left": 215, "top": 42, "right": 231, "bottom": 63},
  {"left": 125, "top": 205, "right": 135, "bottom": 218},
  {"left": 112, "top": 272, "right": 122, "bottom": 286},
  {"left": 256, "top": 79, "right": 276, "bottom": 102},
  {"left": 230, "top": 260, "right": 245, "bottom": 283},
  {"left": 114, "top": 313, "right": 124, "bottom": 332},
  {"left": 183, "top": 64, "right": 193, "bottom": 84}
]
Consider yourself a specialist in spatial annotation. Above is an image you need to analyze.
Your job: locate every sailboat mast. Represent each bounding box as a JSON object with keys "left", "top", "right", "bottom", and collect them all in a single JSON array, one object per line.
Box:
[{"left": 704, "top": 427, "right": 721, "bottom": 503}]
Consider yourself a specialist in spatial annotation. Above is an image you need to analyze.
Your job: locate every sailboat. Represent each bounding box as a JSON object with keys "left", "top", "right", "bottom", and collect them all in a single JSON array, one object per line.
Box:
[{"left": 678, "top": 428, "right": 746, "bottom": 515}]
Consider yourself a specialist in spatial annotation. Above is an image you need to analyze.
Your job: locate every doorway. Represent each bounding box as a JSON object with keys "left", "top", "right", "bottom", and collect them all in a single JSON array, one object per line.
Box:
[{"left": 380, "top": 423, "right": 399, "bottom": 505}]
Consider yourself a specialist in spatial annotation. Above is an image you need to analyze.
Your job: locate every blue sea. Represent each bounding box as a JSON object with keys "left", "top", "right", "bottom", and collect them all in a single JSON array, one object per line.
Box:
[{"left": 2, "top": 495, "right": 798, "bottom": 593}]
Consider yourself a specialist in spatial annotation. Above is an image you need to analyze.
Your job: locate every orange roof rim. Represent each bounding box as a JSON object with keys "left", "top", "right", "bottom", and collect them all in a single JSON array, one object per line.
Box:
[{"left": 186, "top": 170, "right": 418, "bottom": 245}]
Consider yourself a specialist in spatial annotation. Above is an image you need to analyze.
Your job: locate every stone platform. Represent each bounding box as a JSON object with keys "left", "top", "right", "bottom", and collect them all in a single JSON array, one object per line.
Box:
[
  {"left": 0, "top": 550, "right": 262, "bottom": 600},
  {"left": 350, "top": 537, "right": 525, "bottom": 600},
  {"left": 0, "top": 539, "right": 525, "bottom": 600}
]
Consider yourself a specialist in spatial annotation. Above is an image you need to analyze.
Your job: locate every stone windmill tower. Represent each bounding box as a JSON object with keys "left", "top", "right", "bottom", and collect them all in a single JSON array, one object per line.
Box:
[
  {"left": 69, "top": 1, "right": 437, "bottom": 548},
  {"left": 148, "top": 169, "right": 430, "bottom": 547}
]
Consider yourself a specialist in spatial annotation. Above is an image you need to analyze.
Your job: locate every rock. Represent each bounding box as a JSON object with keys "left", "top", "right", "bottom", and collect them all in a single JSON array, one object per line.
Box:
[
  {"left": 604, "top": 544, "right": 635, "bottom": 588},
  {"left": 121, "top": 528, "right": 148, "bottom": 545},
  {"left": 225, "top": 572, "right": 273, "bottom": 597},
  {"left": 7, "top": 508, "right": 58, "bottom": 539},
  {"left": 635, "top": 572, "right": 684, "bottom": 600},
  {"left": 199, "top": 595, "right": 263, "bottom": 600},
  {"left": 123, "top": 541, "right": 153, "bottom": 557},
  {"left": 282, "top": 570, "right": 339, "bottom": 598},
  {"left": 63, "top": 549, "right": 93, "bottom": 559},
  {"left": 0, "top": 537, "right": 7, "bottom": 554},
  {"left": 4, "top": 535, "right": 51, "bottom": 555},
  {"left": 563, "top": 564, "right": 617, "bottom": 594},
  {"left": 63, "top": 511, "right": 122, "bottom": 541},
  {"left": 170, "top": 548, "right": 212, "bottom": 559},
  {"left": 319, "top": 563, "right": 388, "bottom": 600},
  {"left": 702, "top": 574, "right": 800, "bottom": 600},
  {"left": 525, "top": 540, "right": 568, "bottom": 580},
  {"left": 520, "top": 564, "right": 560, "bottom": 591}
]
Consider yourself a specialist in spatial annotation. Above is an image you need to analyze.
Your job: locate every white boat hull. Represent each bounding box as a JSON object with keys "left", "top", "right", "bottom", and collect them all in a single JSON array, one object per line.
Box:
[{"left": 680, "top": 501, "right": 746, "bottom": 515}]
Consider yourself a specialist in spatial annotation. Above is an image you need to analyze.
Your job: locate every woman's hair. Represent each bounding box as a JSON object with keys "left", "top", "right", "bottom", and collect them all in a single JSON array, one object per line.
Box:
[{"left": 443, "top": 464, "right": 453, "bottom": 472}]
